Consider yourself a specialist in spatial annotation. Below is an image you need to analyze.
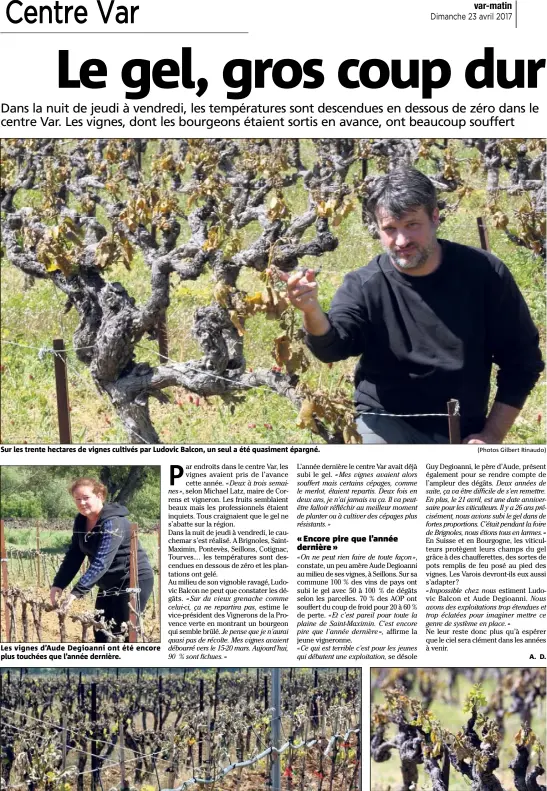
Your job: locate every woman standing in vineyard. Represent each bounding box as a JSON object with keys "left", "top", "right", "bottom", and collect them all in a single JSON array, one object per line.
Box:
[{"left": 49, "top": 477, "right": 154, "bottom": 642}]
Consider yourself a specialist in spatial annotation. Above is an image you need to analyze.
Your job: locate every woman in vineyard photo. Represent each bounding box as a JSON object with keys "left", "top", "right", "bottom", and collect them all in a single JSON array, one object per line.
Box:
[
  {"left": 1, "top": 138, "right": 544, "bottom": 444},
  {"left": 49, "top": 477, "right": 154, "bottom": 642}
]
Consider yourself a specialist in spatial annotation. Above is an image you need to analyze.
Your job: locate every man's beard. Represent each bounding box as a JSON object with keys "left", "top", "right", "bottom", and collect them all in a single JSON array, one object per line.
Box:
[{"left": 388, "top": 241, "right": 435, "bottom": 271}]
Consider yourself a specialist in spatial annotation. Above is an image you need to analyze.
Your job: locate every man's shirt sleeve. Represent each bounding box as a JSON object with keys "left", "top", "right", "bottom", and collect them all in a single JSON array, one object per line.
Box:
[
  {"left": 305, "top": 270, "right": 369, "bottom": 363},
  {"left": 488, "top": 260, "right": 544, "bottom": 408}
]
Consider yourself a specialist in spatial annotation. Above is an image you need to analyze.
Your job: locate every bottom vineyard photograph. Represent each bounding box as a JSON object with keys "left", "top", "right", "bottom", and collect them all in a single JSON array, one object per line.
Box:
[
  {"left": 370, "top": 667, "right": 546, "bottom": 791},
  {"left": 0, "top": 667, "right": 361, "bottom": 791}
]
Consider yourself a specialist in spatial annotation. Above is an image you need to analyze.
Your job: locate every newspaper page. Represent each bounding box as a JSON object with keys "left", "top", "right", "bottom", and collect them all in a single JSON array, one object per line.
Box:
[{"left": 0, "top": 1, "right": 546, "bottom": 790}]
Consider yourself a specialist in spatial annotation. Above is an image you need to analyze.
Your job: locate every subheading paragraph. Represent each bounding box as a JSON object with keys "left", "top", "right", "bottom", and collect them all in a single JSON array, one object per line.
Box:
[{"left": 2, "top": 100, "right": 536, "bottom": 133}]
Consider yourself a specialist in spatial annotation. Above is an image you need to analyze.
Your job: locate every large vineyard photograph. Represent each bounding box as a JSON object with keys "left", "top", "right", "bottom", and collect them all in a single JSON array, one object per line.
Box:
[
  {"left": 0, "top": 138, "right": 544, "bottom": 445},
  {"left": 371, "top": 667, "right": 546, "bottom": 791},
  {"left": 0, "top": 667, "right": 361, "bottom": 791},
  {"left": 0, "top": 465, "right": 160, "bottom": 643}
]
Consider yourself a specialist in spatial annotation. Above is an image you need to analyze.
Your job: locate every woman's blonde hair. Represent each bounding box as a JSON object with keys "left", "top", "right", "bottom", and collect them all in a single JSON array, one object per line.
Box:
[{"left": 69, "top": 478, "right": 107, "bottom": 500}]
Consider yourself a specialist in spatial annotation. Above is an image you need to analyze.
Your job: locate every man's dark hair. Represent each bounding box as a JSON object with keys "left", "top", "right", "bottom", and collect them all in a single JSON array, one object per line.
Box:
[{"left": 366, "top": 167, "right": 438, "bottom": 223}]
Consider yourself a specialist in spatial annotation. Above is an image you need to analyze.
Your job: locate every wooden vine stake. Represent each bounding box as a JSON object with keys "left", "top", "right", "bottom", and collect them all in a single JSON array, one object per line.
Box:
[
  {"left": 128, "top": 523, "right": 138, "bottom": 643},
  {"left": 119, "top": 719, "right": 127, "bottom": 789},
  {"left": 447, "top": 399, "right": 461, "bottom": 445},
  {"left": 477, "top": 216, "right": 491, "bottom": 252},
  {"left": 91, "top": 682, "right": 98, "bottom": 791},
  {"left": 360, "top": 158, "right": 368, "bottom": 224},
  {"left": 53, "top": 338, "right": 72, "bottom": 444},
  {"left": 61, "top": 713, "right": 68, "bottom": 771},
  {"left": 167, "top": 727, "right": 177, "bottom": 788},
  {"left": 158, "top": 674, "right": 163, "bottom": 729},
  {"left": 36, "top": 523, "right": 41, "bottom": 588},
  {"left": 0, "top": 520, "right": 10, "bottom": 641}
]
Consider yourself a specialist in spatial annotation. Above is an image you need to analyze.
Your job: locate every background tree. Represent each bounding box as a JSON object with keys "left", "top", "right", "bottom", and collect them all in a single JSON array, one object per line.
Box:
[{"left": 0, "top": 465, "right": 160, "bottom": 520}]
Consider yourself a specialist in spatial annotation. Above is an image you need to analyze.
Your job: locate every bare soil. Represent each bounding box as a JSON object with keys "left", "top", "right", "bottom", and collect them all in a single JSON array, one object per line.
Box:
[{"left": 1, "top": 584, "right": 160, "bottom": 643}]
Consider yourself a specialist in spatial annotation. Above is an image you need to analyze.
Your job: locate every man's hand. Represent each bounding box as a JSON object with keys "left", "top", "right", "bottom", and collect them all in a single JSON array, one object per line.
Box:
[
  {"left": 463, "top": 402, "right": 521, "bottom": 444},
  {"left": 463, "top": 433, "right": 498, "bottom": 445},
  {"left": 276, "top": 268, "right": 319, "bottom": 311},
  {"left": 275, "top": 268, "right": 331, "bottom": 336}
]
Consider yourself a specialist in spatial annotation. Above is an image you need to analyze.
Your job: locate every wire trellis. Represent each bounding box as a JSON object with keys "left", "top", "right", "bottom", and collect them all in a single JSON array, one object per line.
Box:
[
  {"left": 163, "top": 728, "right": 361, "bottom": 791},
  {"left": 1, "top": 703, "right": 360, "bottom": 791},
  {"left": 1, "top": 336, "right": 460, "bottom": 445}
]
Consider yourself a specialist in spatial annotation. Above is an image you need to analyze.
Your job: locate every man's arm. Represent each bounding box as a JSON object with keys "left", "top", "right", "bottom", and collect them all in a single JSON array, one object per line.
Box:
[
  {"left": 463, "top": 402, "right": 521, "bottom": 444},
  {"left": 463, "top": 254, "right": 544, "bottom": 445},
  {"left": 486, "top": 259, "right": 544, "bottom": 431},
  {"left": 277, "top": 267, "right": 369, "bottom": 364}
]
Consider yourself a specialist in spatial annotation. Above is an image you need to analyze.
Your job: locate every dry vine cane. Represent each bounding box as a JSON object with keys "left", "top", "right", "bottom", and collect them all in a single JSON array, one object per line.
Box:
[
  {"left": 1, "top": 669, "right": 360, "bottom": 791},
  {"left": 464, "top": 138, "right": 545, "bottom": 257},
  {"left": 0, "top": 585, "right": 131, "bottom": 642}
]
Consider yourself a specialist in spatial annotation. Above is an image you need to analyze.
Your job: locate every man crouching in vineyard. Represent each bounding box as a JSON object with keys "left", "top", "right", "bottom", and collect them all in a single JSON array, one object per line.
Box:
[
  {"left": 281, "top": 167, "right": 544, "bottom": 444},
  {"left": 49, "top": 478, "right": 154, "bottom": 641}
]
